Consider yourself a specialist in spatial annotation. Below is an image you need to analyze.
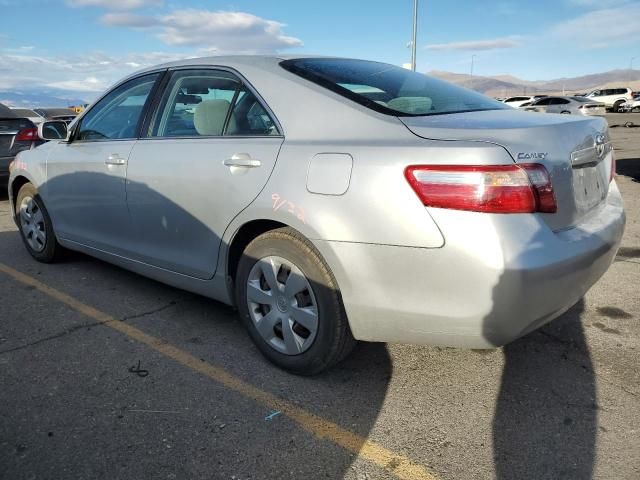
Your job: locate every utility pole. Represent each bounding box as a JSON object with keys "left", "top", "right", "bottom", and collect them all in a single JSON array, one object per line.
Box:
[
  {"left": 470, "top": 54, "right": 476, "bottom": 90},
  {"left": 411, "top": 0, "right": 418, "bottom": 71}
]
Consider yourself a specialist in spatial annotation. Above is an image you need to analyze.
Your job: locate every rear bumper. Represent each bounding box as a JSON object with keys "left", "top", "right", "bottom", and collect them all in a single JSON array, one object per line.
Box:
[
  {"left": 0, "top": 156, "right": 12, "bottom": 184},
  {"left": 314, "top": 182, "right": 625, "bottom": 348},
  {"left": 0, "top": 155, "right": 13, "bottom": 175}
]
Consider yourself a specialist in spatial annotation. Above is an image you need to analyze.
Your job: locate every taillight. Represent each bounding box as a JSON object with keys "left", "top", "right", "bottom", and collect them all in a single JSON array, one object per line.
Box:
[
  {"left": 404, "top": 164, "right": 557, "bottom": 214},
  {"left": 15, "top": 127, "right": 38, "bottom": 142},
  {"left": 610, "top": 149, "right": 616, "bottom": 183}
]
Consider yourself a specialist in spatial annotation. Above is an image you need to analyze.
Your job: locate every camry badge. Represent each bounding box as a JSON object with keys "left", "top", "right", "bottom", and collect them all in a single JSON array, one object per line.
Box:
[{"left": 517, "top": 152, "right": 548, "bottom": 160}]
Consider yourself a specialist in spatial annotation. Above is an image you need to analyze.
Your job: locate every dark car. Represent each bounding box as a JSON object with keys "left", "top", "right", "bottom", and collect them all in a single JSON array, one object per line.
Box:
[{"left": 0, "top": 104, "right": 40, "bottom": 185}]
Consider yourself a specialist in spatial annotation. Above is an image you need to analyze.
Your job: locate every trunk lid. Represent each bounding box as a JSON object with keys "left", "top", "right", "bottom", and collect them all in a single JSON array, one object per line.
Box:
[
  {"left": 399, "top": 109, "right": 611, "bottom": 231},
  {"left": 0, "top": 117, "right": 35, "bottom": 158}
]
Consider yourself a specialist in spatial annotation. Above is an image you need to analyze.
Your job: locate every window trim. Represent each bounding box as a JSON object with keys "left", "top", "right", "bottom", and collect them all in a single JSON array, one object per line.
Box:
[
  {"left": 69, "top": 69, "right": 167, "bottom": 144},
  {"left": 140, "top": 65, "right": 284, "bottom": 140}
]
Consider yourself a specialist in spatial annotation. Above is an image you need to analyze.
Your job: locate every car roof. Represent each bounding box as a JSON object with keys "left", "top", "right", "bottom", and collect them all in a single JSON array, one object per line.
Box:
[{"left": 134, "top": 55, "right": 315, "bottom": 74}]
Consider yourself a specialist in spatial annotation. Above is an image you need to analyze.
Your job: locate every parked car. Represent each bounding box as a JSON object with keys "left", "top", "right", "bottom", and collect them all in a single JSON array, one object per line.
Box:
[
  {"left": 585, "top": 87, "right": 633, "bottom": 111},
  {"left": 32, "top": 107, "right": 77, "bottom": 123},
  {"left": 620, "top": 95, "right": 640, "bottom": 113},
  {"left": 0, "top": 104, "right": 40, "bottom": 185},
  {"left": 9, "top": 56, "right": 625, "bottom": 374},
  {"left": 502, "top": 95, "right": 547, "bottom": 108},
  {"left": 10, "top": 108, "right": 44, "bottom": 125},
  {"left": 522, "top": 96, "right": 606, "bottom": 116}
]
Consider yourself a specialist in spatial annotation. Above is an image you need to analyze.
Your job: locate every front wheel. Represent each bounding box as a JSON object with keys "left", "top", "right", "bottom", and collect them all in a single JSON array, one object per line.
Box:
[
  {"left": 15, "top": 183, "right": 63, "bottom": 263},
  {"left": 235, "top": 228, "right": 355, "bottom": 375}
]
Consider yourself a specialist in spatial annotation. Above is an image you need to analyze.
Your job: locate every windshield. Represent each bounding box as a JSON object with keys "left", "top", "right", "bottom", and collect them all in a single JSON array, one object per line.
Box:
[{"left": 280, "top": 58, "right": 508, "bottom": 117}]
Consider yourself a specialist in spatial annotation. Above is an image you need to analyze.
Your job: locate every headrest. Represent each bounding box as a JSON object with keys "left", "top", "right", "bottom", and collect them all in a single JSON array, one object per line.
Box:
[{"left": 194, "top": 99, "right": 236, "bottom": 136}]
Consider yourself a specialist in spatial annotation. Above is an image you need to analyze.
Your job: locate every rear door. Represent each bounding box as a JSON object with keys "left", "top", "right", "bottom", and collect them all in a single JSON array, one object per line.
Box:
[
  {"left": 44, "top": 72, "right": 162, "bottom": 253},
  {"left": 125, "top": 68, "right": 284, "bottom": 279}
]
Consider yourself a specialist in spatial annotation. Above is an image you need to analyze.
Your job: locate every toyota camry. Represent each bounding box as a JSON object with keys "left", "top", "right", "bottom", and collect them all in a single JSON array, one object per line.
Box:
[{"left": 8, "top": 56, "right": 625, "bottom": 374}]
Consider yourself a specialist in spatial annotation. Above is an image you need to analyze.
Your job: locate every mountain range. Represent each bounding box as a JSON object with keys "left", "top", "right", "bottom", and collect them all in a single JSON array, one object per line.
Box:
[
  {"left": 429, "top": 69, "right": 640, "bottom": 97},
  {"left": 1, "top": 69, "right": 639, "bottom": 108},
  {"left": 0, "top": 89, "right": 89, "bottom": 109}
]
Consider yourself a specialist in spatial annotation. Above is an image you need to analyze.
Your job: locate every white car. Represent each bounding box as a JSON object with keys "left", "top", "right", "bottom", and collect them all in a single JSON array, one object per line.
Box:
[
  {"left": 620, "top": 95, "right": 640, "bottom": 113},
  {"left": 522, "top": 96, "right": 606, "bottom": 116},
  {"left": 585, "top": 88, "right": 633, "bottom": 111},
  {"left": 502, "top": 95, "right": 547, "bottom": 109}
]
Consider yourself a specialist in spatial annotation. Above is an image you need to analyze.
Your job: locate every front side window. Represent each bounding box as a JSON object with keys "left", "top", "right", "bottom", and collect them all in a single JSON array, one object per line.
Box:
[
  {"left": 76, "top": 73, "right": 160, "bottom": 141},
  {"left": 281, "top": 58, "right": 507, "bottom": 117},
  {"left": 150, "top": 69, "right": 279, "bottom": 138}
]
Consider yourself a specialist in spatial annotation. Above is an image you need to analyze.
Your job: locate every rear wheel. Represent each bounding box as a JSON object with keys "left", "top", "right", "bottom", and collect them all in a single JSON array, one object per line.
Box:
[
  {"left": 613, "top": 100, "right": 625, "bottom": 112},
  {"left": 235, "top": 227, "right": 355, "bottom": 375},
  {"left": 15, "top": 183, "right": 62, "bottom": 263}
]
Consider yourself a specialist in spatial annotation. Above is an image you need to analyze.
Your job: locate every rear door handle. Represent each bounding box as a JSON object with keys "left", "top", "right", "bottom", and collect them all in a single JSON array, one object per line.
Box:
[
  {"left": 223, "top": 153, "right": 261, "bottom": 168},
  {"left": 105, "top": 154, "right": 126, "bottom": 166}
]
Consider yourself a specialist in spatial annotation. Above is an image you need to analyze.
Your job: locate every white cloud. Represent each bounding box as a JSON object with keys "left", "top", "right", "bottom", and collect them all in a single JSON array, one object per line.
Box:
[
  {"left": 0, "top": 50, "right": 187, "bottom": 92},
  {"left": 101, "top": 9, "right": 303, "bottom": 52},
  {"left": 47, "top": 76, "right": 109, "bottom": 92},
  {"left": 425, "top": 38, "right": 519, "bottom": 52},
  {"left": 549, "top": 4, "right": 640, "bottom": 47},
  {"left": 66, "top": 0, "right": 162, "bottom": 10},
  {"left": 568, "top": 0, "right": 633, "bottom": 7}
]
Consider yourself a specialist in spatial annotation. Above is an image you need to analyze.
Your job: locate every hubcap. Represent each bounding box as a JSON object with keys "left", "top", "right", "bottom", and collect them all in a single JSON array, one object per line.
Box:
[
  {"left": 19, "top": 196, "right": 46, "bottom": 253},
  {"left": 246, "top": 255, "right": 319, "bottom": 356}
]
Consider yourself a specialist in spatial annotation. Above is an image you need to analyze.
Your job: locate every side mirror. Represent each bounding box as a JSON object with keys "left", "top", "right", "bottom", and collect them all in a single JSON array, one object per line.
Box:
[{"left": 38, "top": 120, "right": 69, "bottom": 141}]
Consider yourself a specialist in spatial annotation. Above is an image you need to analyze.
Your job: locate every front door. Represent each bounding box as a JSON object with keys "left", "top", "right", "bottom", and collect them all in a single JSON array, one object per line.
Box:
[
  {"left": 125, "top": 68, "right": 283, "bottom": 279},
  {"left": 43, "top": 72, "right": 161, "bottom": 254}
]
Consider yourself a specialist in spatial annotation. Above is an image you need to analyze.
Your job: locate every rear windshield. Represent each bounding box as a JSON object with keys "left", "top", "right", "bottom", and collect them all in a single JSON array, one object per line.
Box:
[
  {"left": 11, "top": 109, "right": 37, "bottom": 117},
  {"left": 280, "top": 58, "right": 508, "bottom": 117}
]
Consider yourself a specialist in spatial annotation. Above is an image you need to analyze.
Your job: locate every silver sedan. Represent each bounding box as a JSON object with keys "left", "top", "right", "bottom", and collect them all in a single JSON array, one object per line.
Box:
[
  {"left": 8, "top": 56, "right": 625, "bottom": 374},
  {"left": 521, "top": 96, "right": 606, "bottom": 116}
]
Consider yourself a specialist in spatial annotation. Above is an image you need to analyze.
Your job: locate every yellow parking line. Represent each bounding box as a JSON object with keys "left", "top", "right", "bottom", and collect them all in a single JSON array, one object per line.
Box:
[{"left": 0, "top": 262, "right": 437, "bottom": 480}]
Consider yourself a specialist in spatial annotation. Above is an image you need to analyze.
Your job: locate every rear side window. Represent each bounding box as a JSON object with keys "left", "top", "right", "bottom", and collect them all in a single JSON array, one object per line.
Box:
[
  {"left": 149, "top": 69, "right": 279, "bottom": 138},
  {"left": 281, "top": 58, "right": 507, "bottom": 117}
]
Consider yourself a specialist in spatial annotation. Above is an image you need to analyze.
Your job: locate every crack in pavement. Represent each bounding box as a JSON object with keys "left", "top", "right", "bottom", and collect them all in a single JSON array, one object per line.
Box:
[
  {"left": 120, "top": 300, "right": 178, "bottom": 321},
  {"left": 0, "top": 300, "right": 179, "bottom": 355}
]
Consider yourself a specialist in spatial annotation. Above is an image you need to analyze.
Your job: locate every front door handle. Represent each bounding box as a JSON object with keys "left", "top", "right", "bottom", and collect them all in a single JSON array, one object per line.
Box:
[
  {"left": 105, "top": 154, "right": 126, "bottom": 166},
  {"left": 223, "top": 153, "right": 261, "bottom": 168}
]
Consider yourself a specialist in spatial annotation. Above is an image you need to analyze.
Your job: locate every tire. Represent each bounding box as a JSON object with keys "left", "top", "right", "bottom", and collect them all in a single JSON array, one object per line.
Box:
[
  {"left": 560, "top": 111, "right": 571, "bottom": 114},
  {"left": 613, "top": 100, "right": 625, "bottom": 112},
  {"left": 235, "top": 227, "right": 355, "bottom": 375},
  {"left": 15, "top": 183, "right": 63, "bottom": 263}
]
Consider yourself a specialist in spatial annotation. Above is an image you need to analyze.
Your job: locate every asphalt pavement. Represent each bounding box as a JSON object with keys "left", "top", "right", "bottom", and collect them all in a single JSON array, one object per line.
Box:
[{"left": 0, "top": 114, "right": 639, "bottom": 480}]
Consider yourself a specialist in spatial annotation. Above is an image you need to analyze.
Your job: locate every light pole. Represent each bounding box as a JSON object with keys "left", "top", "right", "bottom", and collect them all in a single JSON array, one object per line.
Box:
[
  {"left": 411, "top": 0, "right": 418, "bottom": 71},
  {"left": 470, "top": 54, "right": 476, "bottom": 90}
]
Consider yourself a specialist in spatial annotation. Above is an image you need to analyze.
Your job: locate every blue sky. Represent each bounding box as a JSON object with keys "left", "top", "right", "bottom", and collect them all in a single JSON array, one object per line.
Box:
[{"left": 0, "top": 0, "right": 638, "bottom": 96}]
